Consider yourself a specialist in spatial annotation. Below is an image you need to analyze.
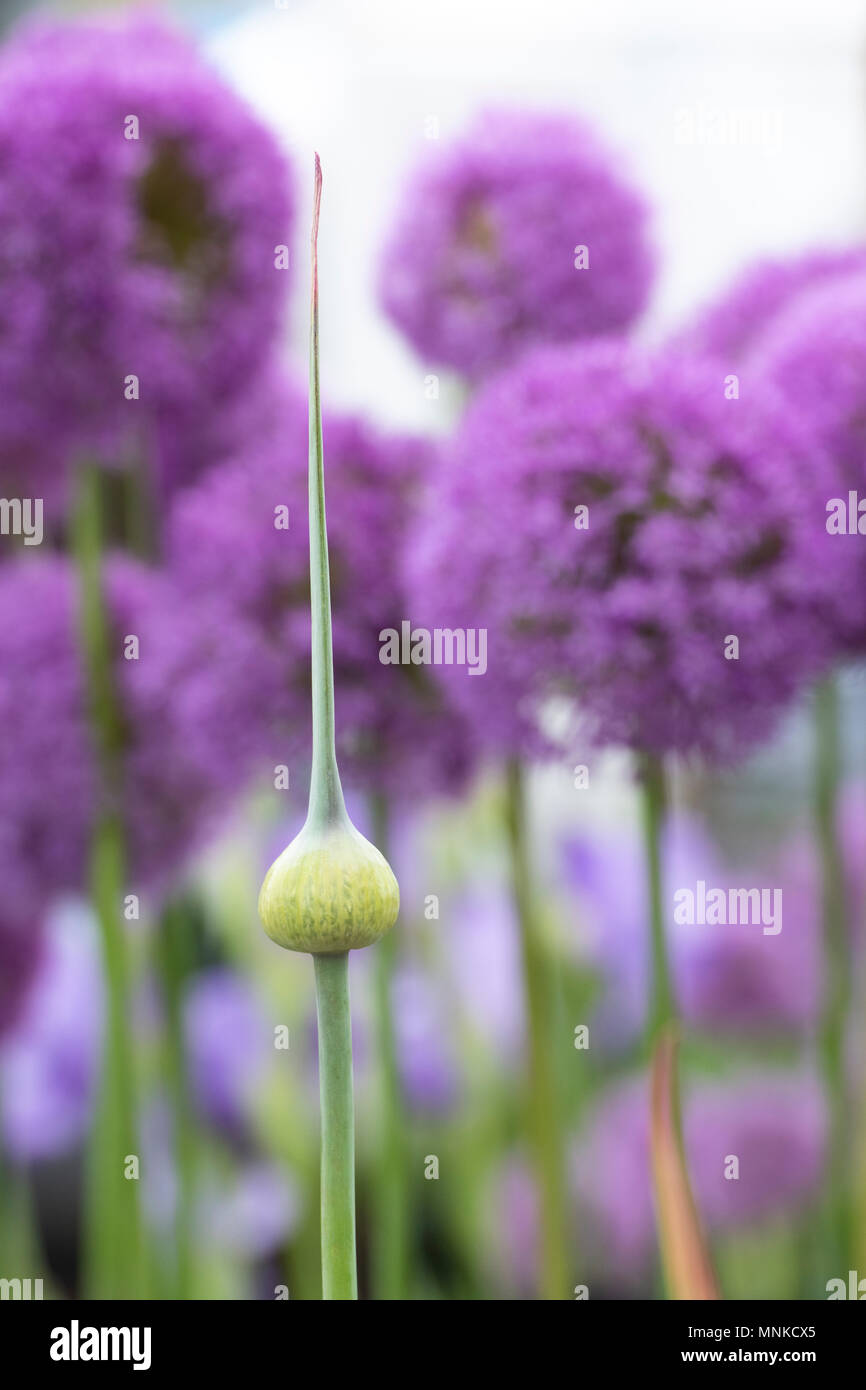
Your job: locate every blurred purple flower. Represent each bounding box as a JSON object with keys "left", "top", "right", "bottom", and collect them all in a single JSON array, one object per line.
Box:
[
  {"left": 141, "top": 1096, "right": 299, "bottom": 1260},
  {"left": 754, "top": 271, "right": 866, "bottom": 656},
  {"left": 392, "top": 963, "right": 460, "bottom": 1113},
  {"left": 1, "top": 903, "right": 101, "bottom": 1161},
  {"left": 408, "top": 339, "right": 836, "bottom": 761},
  {"left": 185, "top": 968, "right": 272, "bottom": 1135},
  {"left": 205, "top": 1162, "right": 300, "bottom": 1260},
  {"left": 380, "top": 108, "right": 654, "bottom": 377},
  {"left": 487, "top": 1156, "right": 539, "bottom": 1296},
  {"left": 0, "top": 555, "right": 283, "bottom": 917},
  {"left": 443, "top": 886, "right": 524, "bottom": 1058},
  {"left": 562, "top": 815, "right": 823, "bottom": 1042},
  {"left": 0, "top": 12, "right": 292, "bottom": 508},
  {"left": 573, "top": 1069, "right": 826, "bottom": 1279},
  {"left": 672, "top": 246, "right": 866, "bottom": 365},
  {"left": 170, "top": 380, "right": 477, "bottom": 802},
  {"left": 0, "top": 916, "right": 43, "bottom": 1043}
]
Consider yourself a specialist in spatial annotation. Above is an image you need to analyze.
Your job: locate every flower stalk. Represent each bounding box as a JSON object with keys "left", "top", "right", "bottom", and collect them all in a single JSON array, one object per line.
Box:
[
  {"left": 72, "top": 461, "right": 145, "bottom": 1300},
  {"left": 504, "top": 758, "right": 570, "bottom": 1300},
  {"left": 370, "top": 792, "right": 410, "bottom": 1300},
  {"left": 812, "top": 674, "right": 852, "bottom": 1272},
  {"left": 258, "top": 156, "right": 399, "bottom": 1301},
  {"left": 638, "top": 752, "right": 717, "bottom": 1299}
]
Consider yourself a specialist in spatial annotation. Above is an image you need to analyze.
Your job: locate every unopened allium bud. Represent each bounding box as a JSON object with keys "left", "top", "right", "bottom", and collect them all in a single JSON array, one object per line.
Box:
[{"left": 259, "top": 815, "right": 399, "bottom": 954}]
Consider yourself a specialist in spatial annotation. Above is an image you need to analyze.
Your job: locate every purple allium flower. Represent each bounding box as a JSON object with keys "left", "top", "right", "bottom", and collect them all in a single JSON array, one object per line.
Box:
[
  {"left": 673, "top": 246, "right": 866, "bottom": 365},
  {"left": 392, "top": 963, "right": 460, "bottom": 1114},
  {"left": 185, "top": 968, "right": 272, "bottom": 1135},
  {"left": 0, "top": 555, "right": 282, "bottom": 917},
  {"left": 753, "top": 272, "right": 866, "bottom": 655},
  {"left": 0, "top": 12, "right": 292, "bottom": 504},
  {"left": 561, "top": 815, "right": 822, "bottom": 1042},
  {"left": 408, "top": 338, "right": 835, "bottom": 761},
  {"left": 0, "top": 916, "right": 43, "bottom": 1043},
  {"left": 487, "top": 1156, "right": 539, "bottom": 1297},
  {"left": 169, "top": 381, "right": 476, "bottom": 801},
  {"left": 1, "top": 902, "right": 101, "bottom": 1162},
  {"left": 205, "top": 1161, "right": 300, "bottom": 1260},
  {"left": 141, "top": 1095, "right": 299, "bottom": 1259},
  {"left": 379, "top": 108, "right": 654, "bottom": 378},
  {"left": 573, "top": 1069, "right": 826, "bottom": 1279},
  {"left": 443, "top": 886, "right": 524, "bottom": 1058}
]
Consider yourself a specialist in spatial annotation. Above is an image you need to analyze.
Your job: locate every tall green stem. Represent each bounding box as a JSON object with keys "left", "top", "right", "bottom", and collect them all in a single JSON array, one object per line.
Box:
[
  {"left": 156, "top": 898, "right": 197, "bottom": 1299},
  {"left": 73, "top": 462, "right": 144, "bottom": 1299},
  {"left": 314, "top": 952, "right": 357, "bottom": 1300},
  {"left": 306, "top": 157, "right": 357, "bottom": 1300},
  {"left": 639, "top": 753, "right": 712, "bottom": 1298},
  {"left": 307, "top": 155, "right": 346, "bottom": 834},
  {"left": 813, "top": 675, "right": 852, "bottom": 1271},
  {"left": 504, "top": 759, "right": 569, "bottom": 1300},
  {"left": 639, "top": 753, "right": 677, "bottom": 1042},
  {"left": 370, "top": 794, "right": 409, "bottom": 1299}
]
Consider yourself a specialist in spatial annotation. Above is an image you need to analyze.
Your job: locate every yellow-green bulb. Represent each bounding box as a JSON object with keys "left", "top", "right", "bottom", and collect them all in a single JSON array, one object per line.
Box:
[{"left": 258, "top": 818, "right": 399, "bottom": 954}]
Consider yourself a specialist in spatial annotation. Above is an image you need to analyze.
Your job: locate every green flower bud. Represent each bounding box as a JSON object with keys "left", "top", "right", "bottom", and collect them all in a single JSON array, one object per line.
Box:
[{"left": 258, "top": 817, "right": 399, "bottom": 954}]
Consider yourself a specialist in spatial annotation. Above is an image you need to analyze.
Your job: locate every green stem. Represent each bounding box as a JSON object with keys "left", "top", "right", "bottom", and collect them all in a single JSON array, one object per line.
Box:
[
  {"left": 639, "top": 753, "right": 677, "bottom": 1043},
  {"left": 504, "top": 759, "right": 570, "bottom": 1300},
  {"left": 304, "top": 158, "right": 359, "bottom": 1302},
  {"left": 639, "top": 752, "right": 708, "bottom": 1298},
  {"left": 156, "top": 898, "right": 197, "bottom": 1299},
  {"left": 85, "top": 812, "right": 145, "bottom": 1298},
  {"left": 307, "top": 155, "right": 346, "bottom": 833},
  {"left": 73, "top": 462, "right": 144, "bottom": 1300},
  {"left": 370, "top": 794, "right": 410, "bottom": 1299},
  {"left": 314, "top": 952, "right": 357, "bottom": 1300},
  {"left": 813, "top": 675, "right": 852, "bottom": 1271}
]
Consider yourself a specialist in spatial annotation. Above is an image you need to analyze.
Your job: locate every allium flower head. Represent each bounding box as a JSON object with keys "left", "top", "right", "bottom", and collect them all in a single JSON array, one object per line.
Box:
[
  {"left": 1, "top": 904, "right": 102, "bottom": 1162},
  {"left": 0, "top": 916, "right": 44, "bottom": 1043},
  {"left": 561, "top": 816, "right": 822, "bottom": 1042},
  {"left": 672, "top": 246, "right": 866, "bottom": 365},
  {"left": 380, "top": 108, "right": 654, "bottom": 377},
  {"left": 0, "top": 12, "right": 292, "bottom": 500},
  {"left": 185, "top": 968, "right": 273, "bottom": 1137},
  {"left": 753, "top": 271, "right": 866, "bottom": 654},
  {"left": 170, "top": 382, "right": 476, "bottom": 800},
  {"left": 0, "top": 556, "right": 282, "bottom": 917},
  {"left": 574, "top": 1070, "right": 825, "bottom": 1279},
  {"left": 408, "top": 338, "right": 836, "bottom": 760}
]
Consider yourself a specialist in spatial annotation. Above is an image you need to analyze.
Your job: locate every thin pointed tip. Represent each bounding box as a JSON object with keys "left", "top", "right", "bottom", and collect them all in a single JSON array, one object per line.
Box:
[{"left": 312, "top": 153, "right": 322, "bottom": 258}]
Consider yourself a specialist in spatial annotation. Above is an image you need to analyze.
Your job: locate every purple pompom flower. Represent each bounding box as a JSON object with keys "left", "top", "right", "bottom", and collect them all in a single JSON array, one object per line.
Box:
[
  {"left": 185, "top": 968, "right": 273, "bottom": 1137},
  {"left": 391, "top": 963, "right": 460, "bottom": 1114},
  {"left": 0, "top": 916, "right": 44, "bottom": 1044},
  {"left": 752, "top": 271, "right": 866, "bottom": 656},
  {"left": 561, "top": 815, "right": 823, "bottom": 1042},
  {"left": 573, "top": 1069, "right": 826, "bottom": 1279},
  {"left": 0, "top": 555, "right": 282, "bottom": 918},
  {"left": 408, "top": 338, "right": 836, "bottom": 761},
  {"left": 0, "top": 12, "right": 292, "bottom": 505},
  {"left": 1, "top": 903, "right": 102, "bottom": 1162},
  {"left": 673, "top": 246, "right": 866, "bottom": 366},
  {"left": 169, "top": 381, "right": 476, "bottom": 802},
  {"left": 380, "top": 108, "right": 654, "bottom": 378}
]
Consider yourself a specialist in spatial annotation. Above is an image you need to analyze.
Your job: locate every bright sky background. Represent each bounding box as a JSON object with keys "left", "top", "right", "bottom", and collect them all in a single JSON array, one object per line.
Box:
[{"left": 196, "top": 0, "right": 866, "bottom": 427}]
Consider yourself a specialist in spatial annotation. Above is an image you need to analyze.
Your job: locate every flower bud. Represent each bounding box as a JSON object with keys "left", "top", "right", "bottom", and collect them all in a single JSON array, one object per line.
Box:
[{"left": 258, "top": 817, "right": 399, "bottom": 954}]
